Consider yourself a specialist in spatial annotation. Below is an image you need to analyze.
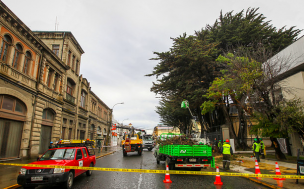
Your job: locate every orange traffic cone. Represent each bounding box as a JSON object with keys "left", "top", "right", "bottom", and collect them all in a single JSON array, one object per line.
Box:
[
  {"left": 273, "top": 162, "right": 285, "bottom": 180},
  {"left": 163, "top": 165, "right": 172, "bottom": 183},
  {"left": 277, "top": 180, "right": 283, "bottom": 187},
  {"left": 214, "top": 166, "right": 223, "bottom": 185},
  {"left": 255, "top": 160, "right": 261, "bottom": 180}
]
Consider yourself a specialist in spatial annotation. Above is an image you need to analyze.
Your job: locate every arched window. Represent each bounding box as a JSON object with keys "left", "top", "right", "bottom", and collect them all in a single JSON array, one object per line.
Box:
[
  {"left": 23, "top": 51, "right": 32, "bottom": 74},
  {"left": 12, "top": 44, "right": 23, "bottom": 69},
  {"left": 0, "top": 35, "right": 12, "bottom": 62},
  {"left": 42, "top": 108, "right": 55, "bottom": 126},
  {"left": 0, "top": 95, "right": 26, "bottom": 114}
]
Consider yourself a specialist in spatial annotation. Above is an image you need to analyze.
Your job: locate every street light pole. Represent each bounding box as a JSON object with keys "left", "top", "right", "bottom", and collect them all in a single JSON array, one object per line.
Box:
[
  {"left": 122, "top": 118, "right": 128, "bottom": 126},
  {"left": 106, "top": 102, "right": 124, "bottom": 146}
]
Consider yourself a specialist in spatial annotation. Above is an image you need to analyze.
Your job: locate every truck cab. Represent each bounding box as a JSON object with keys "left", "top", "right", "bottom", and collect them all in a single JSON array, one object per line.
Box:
[
  {"left": 121, "top": 127, "right": 143, "bottom": 156},
  {"left": 142, "top": 134, "right": 154, "bottom": 151}
]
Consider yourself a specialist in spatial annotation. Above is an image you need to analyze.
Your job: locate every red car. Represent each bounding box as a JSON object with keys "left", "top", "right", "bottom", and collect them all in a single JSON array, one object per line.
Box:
[{"left": 17, "top": 144, "right": 96, "bottom": 189}]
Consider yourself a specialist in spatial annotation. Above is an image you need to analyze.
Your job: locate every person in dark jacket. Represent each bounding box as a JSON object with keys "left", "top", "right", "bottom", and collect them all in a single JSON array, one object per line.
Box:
[
  {"left": 49, "top": 141, "right": 54, "bottom": 149},
  {"left": 221, "top": 139, "right": 233, "bottom": 170}
]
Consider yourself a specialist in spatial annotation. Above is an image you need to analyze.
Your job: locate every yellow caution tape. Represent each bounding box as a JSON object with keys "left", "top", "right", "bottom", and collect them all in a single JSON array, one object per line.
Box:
[{"left": 0, "top": 162, "right": 303, "bottom": 179}]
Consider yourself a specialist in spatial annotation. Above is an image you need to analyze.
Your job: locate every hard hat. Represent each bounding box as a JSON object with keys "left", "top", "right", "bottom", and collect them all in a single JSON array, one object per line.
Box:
[
  {"left": 254, "top": 138, "right": 257, "bottom": 141},
  {"left": 219, "top": 140, "right": 221, "bottom": 142},
  {"left": 50, "top": 142, "right": 53, "bottom": 144},
  {"left": 226, "top": 139, "right": 229, "bottom": 143},
  {"left": 60, "top": 139, "right": 62, "bottom": 141},
  {"left": 86, "top": 138, "right": 90, "bottom": 141},
  {"left": 260, "top": 138, "right": 263, "bottom": 141}
]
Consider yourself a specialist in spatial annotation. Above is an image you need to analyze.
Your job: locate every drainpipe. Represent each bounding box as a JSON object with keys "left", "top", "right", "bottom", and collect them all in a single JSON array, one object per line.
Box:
[{"left": 60, "top": 32, "right": 66, "bottom": 61}]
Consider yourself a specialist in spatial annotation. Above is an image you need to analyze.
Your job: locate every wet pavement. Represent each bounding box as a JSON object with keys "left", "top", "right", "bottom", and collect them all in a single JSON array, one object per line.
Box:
[
  {"left": 2, "top": 147, "right": 302, "bottom": 189},
  {"left": 31, "top": 149, "right": 265, "bottom": 189}
]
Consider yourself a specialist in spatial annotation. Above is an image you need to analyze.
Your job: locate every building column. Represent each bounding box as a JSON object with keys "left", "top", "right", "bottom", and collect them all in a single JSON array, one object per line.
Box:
[{"left": 44, "top": 65, "right": 50, "bottom": 85}]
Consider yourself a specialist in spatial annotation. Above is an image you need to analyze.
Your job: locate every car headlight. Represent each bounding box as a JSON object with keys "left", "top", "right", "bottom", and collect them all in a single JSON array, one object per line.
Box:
[
  {"left": 19, "top": 168, "right": 27, "bottom": 175},
  {"left": 53, "top": 168, "right": 65, "bottom": 173}
]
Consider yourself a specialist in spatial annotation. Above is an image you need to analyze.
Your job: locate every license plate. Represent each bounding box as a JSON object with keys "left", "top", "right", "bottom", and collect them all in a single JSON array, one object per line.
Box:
[
  {"left": 189, "top": 158, "right": 196, "bottom": 162},
  {"left": 31, "top": 176, "right": 43, "bottom": 181}
]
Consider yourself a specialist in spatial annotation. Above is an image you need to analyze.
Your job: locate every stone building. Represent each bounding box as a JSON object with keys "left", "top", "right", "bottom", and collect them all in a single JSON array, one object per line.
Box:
[{"left": 0, "top": 1, "right": 111, "bottom": 160}]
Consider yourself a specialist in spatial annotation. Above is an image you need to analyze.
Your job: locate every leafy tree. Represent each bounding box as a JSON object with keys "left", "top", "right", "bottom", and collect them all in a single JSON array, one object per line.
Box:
[
  {"left": 148, "top": 7, "right": 301, "bottom": 151},
  {"left": 147, "top": 34, "right": 219, "bottom": 136}
]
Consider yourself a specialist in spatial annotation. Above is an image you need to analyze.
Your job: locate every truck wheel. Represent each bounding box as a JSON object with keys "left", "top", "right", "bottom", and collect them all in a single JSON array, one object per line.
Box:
[
  {"left": 23, "top": 186, "right": 35, "bottom": 189},
  {"left": 86, "top": 163, "right": 93, "bottom": 176},
  {"left": 156, "top": 157, "right": 160, "bottom": 164},
  {"left": 123, "top": 150, "right": 127, "bottom": 157},
  {"left": 138, "top": 150, "right": 142, "bottom": 156},
  {"left": 169, "top": 163, "right": 175, "bottom": 170},
  {"left": 64, "top": 171, "right": 74, "bottom": 189},
  {"left": 148, "top": 148, "right": 152, "bottom": 151},
  {"left": 191, "top": 167, "right": 201, "bottom": 171}
]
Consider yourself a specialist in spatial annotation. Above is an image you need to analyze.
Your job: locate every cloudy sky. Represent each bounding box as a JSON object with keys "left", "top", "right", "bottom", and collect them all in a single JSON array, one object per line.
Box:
[{"left": 3, "top": 0, "right": 304, "bottom": 130}]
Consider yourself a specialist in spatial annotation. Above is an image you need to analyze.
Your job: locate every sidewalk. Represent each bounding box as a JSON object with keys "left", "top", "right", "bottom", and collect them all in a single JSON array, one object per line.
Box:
[
  {"left": 0, "top": 146, "right": 121, "bottom": 189},
  {"left": 220, "top": 155, "right": 304, "bottom": 189}
]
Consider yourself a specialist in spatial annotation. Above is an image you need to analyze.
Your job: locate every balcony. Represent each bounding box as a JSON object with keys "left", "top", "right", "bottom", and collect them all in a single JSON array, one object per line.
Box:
[{"left": 66, "top": 93, "right": 75, "bottom": 104}]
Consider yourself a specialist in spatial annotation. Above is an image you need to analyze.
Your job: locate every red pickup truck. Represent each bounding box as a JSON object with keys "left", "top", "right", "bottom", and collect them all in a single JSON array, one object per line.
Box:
[{"left": 17, "top": 144, "right": 96, "bottom": 189}]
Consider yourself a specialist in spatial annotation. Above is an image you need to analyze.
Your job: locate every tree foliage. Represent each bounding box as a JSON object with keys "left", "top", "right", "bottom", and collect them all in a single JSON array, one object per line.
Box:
[{"left": 147, "top": 7, "right": 302, "bottom": 145}]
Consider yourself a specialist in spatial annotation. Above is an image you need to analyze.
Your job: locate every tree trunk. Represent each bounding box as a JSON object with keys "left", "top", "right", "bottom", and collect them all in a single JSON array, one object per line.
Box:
[{"left": 270, "top": 137, "right": 287, "bottom": 160}]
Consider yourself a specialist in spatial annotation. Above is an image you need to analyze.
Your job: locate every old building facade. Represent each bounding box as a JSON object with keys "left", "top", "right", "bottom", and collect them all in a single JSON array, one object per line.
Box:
[{"left": 0, "top": 2, "right": 111, "bottom": 160}]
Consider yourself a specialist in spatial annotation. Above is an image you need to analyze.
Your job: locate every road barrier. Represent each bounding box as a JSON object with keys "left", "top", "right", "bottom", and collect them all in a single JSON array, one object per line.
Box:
[{"left": 1, "top": 162, "right": 304, "bottom": 179}]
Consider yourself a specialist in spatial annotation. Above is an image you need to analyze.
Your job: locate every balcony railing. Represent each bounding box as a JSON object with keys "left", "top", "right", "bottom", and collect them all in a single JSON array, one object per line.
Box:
[{"left": 66, "top": 93, "right": 75, "bottom": 104}]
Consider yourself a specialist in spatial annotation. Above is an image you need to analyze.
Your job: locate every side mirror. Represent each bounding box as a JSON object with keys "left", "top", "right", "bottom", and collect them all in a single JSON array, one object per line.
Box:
[{"left": 76, "top": 155, "right": 82, "bottom": 160}]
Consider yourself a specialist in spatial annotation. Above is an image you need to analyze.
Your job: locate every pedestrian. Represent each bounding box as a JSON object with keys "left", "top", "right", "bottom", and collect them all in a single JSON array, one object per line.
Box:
[
  {"left": 56, "top": 139, "right": 62, "bottom": 148},
  {"left": 218, "top": 140, "right": 223, "bottom": 148},
  {"left": 221, "top": 139, "right": 233, "bottom": 170},
  {"left": 252, "top": 138, "right": 260, "bottom": 162},
  {"left": 260, "top": 138, "right": 265, "bottom": 159},
  {"left": 49, "top": 141, "right": 54, "bottom": 149}
]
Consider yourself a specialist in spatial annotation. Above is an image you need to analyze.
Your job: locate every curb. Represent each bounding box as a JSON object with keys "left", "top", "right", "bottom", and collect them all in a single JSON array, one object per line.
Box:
[
  {"left": 3, "top": 150, "right": 119, "bottom": 189},
  {"left": 245, "top": 177, "right": 283, "bottom": 189}
]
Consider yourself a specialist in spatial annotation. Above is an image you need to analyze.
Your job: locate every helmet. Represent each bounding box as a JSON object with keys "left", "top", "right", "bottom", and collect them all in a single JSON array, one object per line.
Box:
[
  {"left": 226, "top": 139, "right": 229, "bottom": 143},
  {"left": 254, "top": 138, "right": 257, "bottom": 141},
  {"left": 219, "top": 140, "right": 221, "bottom": 142},
  {"left": 260, "top": 138, "right": 263, "bottom": 141},
  {"left": 50, "top": 142, "right": 53, "bottom": 144}
]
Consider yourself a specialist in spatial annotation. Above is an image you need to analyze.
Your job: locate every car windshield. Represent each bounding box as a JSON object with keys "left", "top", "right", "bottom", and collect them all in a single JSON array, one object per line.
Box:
[
  {"left": 143, "top": 136, "right": 153, "bottom": 140},
  {"left": 39, "top": 149, "right": 75, "bottom": 160}
]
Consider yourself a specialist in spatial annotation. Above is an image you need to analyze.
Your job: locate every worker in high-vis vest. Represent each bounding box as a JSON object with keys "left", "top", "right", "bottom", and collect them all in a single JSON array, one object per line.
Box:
[
  {"left": 252, "top": 138, "right": 261, "bottom": 162},
  {"left": 218, "top": 140, "right": 223, "bottom": 148},
  {"left": 260, "top": 138, "right": 265, "bottom": 159},
  {"left": 221, "top": 139, "right": 233, "bottom": 170}
]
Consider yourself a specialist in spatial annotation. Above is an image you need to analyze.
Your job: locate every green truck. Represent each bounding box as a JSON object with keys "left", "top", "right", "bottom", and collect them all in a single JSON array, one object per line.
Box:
[{"left": 154, "top": 133, "right": 215, "bottom": 170}]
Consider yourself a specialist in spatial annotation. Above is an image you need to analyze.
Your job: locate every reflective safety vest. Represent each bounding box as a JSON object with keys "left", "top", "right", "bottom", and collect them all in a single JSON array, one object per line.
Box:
[
  {"left": 260, "top": 141, "right": 264, "bottom": 149},
  {"left": 253, "top": 142, "right": 260, "bottom": 152},
  {"left": 222, "top": 143, "right": 231, "bottom": 155},
  {"left": 218, "top": 142, "right": 222, "bottom": 148}
]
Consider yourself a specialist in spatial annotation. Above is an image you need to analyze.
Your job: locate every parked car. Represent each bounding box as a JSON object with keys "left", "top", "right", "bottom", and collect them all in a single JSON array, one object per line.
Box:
[{"left": 17, "top": 143, "right": 96, "bottom": 189}]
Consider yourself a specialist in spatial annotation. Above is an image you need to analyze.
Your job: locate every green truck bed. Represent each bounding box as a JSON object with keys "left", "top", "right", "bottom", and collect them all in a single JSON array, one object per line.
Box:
[{"left": 159, "top": 145, "right": 212, "bottom": 157}]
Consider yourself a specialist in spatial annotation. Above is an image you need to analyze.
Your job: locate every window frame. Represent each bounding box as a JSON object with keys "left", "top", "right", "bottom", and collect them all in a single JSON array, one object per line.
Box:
[
  {"left": 0, "top": 34, "right": 12, "bottom": 63},
  {"left": 22, "top": 51, "right": 32, "bottom": 74},
  {"left": 52, "top": 44, "right": 60, "bottom": 56},
  {"left": 12, "top": 43, "right": 23, "bottom": 69}
]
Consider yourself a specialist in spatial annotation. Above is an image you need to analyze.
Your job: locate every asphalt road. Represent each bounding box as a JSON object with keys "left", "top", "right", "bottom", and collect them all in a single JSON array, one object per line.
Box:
[{"left": 34, "top": 149, "right": 267, "bottom": 189}]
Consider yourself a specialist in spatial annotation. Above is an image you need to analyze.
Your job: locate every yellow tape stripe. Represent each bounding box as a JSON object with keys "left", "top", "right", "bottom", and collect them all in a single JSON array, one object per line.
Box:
[{"left": 1, "top": 162, "right": 303, "bottom": 179}]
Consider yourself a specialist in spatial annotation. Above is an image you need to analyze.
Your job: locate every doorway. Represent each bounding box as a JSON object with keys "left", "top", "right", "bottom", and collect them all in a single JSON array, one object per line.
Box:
[{"left": 0, "top": 118, "right": 23, "bottom": 158}]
